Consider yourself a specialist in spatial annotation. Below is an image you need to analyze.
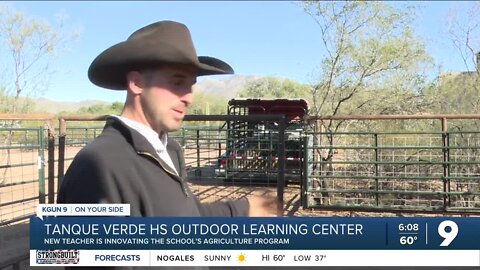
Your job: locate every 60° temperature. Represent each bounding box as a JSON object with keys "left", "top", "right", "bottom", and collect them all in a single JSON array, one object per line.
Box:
[{"left": 400, "top": 236, "right": 418, "bottom": 245}]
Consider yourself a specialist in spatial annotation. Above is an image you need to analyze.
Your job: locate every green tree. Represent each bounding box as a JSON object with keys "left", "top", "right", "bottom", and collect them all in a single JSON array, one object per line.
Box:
[
  {"left": 75, "top": 102, "right": 123, "bottom": 115},
  {"left": 189, "top": 90, "right": 228, "bottom": 115},
  {"left": 238, "top": 76, "right": 311, "bottom": 99},
  {"left": 303, "top": 1, "right": 431, "bottom": 118},
  {"left": 110, "top": 101, "right": 124, "bottom": 113},
  {"left": 0, "top": 4, "right": 78, "bottom": 114},
  {"left": 446, "top": 1, "right": 480, "bottom": 74},
  {"left": 426, "top": 73, "right": 479, "bottom": 114},
  {"left": 421, "top": 2, "right": 480, "bottom": 131},
  {"left": 302, "top": 0, "right": 433, "bottom": 166},
  {"left": 436, "top": 1, "right": 480, "bottom": 116}
]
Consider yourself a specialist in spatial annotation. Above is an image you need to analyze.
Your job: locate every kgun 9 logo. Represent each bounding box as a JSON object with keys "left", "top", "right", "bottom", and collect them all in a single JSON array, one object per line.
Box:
[{"left": 438, "top": 220, "right": 458, "bottom": 247}]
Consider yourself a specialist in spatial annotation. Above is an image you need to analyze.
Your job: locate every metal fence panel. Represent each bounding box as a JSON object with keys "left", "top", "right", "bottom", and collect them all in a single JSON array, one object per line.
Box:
[
  {"left": 0, "top": 126, "right": 49, "bottom": 270},
  {"left": 0, "top": 127, "right": 46, "bottom": 226},
  {"left": 304, "top": 117, "right": 480, "bottom": 213}
]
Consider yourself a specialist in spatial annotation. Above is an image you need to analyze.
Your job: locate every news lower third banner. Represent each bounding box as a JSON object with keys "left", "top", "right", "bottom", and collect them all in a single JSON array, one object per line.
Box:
[{"left": 30, "top": 205, "right": 480, "bottom": 267}]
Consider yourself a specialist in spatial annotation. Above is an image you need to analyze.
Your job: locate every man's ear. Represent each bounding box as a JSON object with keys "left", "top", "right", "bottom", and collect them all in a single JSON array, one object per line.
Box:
[{"left": 126, "top": 71, "right": 144, "bottom": 95}]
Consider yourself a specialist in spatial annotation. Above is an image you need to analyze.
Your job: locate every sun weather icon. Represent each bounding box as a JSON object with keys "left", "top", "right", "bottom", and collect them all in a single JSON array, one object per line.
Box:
[{"left": 237, "top": 253, "right": 246, "bottom": 263}]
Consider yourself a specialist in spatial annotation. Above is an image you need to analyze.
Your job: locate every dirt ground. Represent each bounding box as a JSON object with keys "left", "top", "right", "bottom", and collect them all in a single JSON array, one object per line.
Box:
[{"left": 191, "top": 182, "right": 463, "bottom": 218}]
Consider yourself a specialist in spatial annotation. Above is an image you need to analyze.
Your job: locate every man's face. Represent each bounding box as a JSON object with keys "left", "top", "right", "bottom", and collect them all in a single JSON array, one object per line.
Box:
[{"left": 140, "top": 65, "right": 196, "bottom": 133}]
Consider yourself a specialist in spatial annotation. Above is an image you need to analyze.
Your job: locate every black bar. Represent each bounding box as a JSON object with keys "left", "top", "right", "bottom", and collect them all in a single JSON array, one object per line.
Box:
[
  {"left": 442, "top": 132, "right": 448, "bottom": 210},
  {"left": 185, "top": 114, "right": 286, "bottom": 122},
  {"left": 0, "top": 195, "right": 40, "bottom": 207},
  {"left": 446, "top": 133, "right": 451, "bottom": 207},
  {"left": 48, "top": 129, "right": 55, "bottom": 204},
  {"left": 374, "top": 133, "right": 379, "bottom": 207},
  {"left": 38, "top": 127, "right": 45, "bottom": 204},
  {"left": 57, "top": 135, "right": 66, "bottom": 191},
  {"left": 277, "top": 115, "right": 286, "bottom": 208},
  {"left": 196, "top": 129, "right": 201, "bottom": 169},
  {"left": 301, "top": 135, "right": 308, "bottom": 208}
]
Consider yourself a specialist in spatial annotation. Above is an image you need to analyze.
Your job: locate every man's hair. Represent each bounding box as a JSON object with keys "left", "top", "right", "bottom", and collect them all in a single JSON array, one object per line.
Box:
[{"left": 131, "top": 65, "right": 167, "bottom": 87}]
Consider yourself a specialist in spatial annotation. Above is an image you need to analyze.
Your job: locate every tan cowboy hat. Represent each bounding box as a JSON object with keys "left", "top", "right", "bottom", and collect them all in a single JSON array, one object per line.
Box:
[{"left": 88, "top": 20, "right": 234, "bottom": 90}]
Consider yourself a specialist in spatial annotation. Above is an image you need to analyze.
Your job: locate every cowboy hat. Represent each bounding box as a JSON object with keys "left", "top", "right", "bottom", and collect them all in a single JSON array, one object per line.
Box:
[{"left": 88, "top": 20, "right": 234, "bottom": 90}]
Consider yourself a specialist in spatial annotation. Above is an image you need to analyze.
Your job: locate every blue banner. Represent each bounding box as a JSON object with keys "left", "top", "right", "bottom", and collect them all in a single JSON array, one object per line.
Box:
[{"left": 30, "top": 217, "right": 480, "bottom": 250}]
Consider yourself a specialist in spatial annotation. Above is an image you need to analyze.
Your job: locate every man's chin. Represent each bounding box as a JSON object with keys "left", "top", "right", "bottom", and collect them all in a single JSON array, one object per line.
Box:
[{"left": 166, "top": 121, "right": 183, "bottom": 132}]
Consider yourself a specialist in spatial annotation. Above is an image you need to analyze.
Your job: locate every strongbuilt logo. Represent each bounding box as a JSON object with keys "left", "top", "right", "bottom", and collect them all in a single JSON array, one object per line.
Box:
[{"left": 36, "top": 250, "right": 80, "bottom": 264}]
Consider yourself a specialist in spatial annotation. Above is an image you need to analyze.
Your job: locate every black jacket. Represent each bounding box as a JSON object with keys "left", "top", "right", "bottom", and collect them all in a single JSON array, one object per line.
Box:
[{"left": 57, "top": 117, "right": 249, "bottom": 269}]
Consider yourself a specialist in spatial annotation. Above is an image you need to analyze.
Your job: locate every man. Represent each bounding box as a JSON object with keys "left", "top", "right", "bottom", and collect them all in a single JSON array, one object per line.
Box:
[{"left": 57, "top": 20, "right": 279, "bottom": 218}]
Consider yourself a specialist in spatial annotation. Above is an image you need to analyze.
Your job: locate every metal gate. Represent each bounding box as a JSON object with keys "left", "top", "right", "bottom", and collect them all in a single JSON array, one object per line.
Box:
[
  {"left": 0, "top": 114, "right": 55, "bottom": 270},
  {"left": 303, "top": 115, "right": 480, "bottom": 214},
  {"left": 221, "top": 99, "right": 307, "bottom": 185}
]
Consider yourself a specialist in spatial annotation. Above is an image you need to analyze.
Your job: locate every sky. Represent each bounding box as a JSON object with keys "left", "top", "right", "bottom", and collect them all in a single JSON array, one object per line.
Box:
[{"left": 1, "top": 1, "right": 476, "bottom": 103}]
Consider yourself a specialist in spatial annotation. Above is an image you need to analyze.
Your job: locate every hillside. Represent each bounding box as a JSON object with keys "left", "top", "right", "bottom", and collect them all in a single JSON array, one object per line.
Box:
[
  {"left": 33, "top": 75, "right": 260, "bottom": 113},
  {"left": 193, "top": 75, "right": 261, "bottom": 99},
  {"left": 34, "top": 98, "right": 109, "bottom": 114}
]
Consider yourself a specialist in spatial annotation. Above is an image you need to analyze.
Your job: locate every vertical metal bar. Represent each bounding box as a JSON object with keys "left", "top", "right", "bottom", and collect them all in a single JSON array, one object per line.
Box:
[
  {"left": 225, "top": 120, "right": 231, "bottom": 179},
  {"left": 47, "top": 124, "right": 55, "bottom": 203},
  {"left": 38, "top": 127, "right": 45, "bottom": 204},
  {"left": 57, "top": 119, "right": 66, "bottom": 190},
  {"left": 218, "top": 127, "right": 222, "bottom": 159},
  {"left": 446, "top": 123, "right": 451, "bottom": 208},
  {"left": 441, "top": 117, "right": 449, "bottom": 210},
  {"left": 196, "top": 129, "right": 201, "bottom": 169},
  {"left": 269, "top": 129, "right": 274, "bottom": 184},
  {"left": 182, "top": 127, "right": 186, "bottom": 147},
  {"left": 277, "top": 115, "right": 286, "bottom": 208},
  {"left": 374, "top": 133, "right": 379, "bottom": 206},
  {"left": 301, "top": 133, "right": 309, "bottom": 208}
]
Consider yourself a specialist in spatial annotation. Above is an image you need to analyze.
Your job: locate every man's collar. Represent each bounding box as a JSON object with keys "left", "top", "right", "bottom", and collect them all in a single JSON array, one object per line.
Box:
[{"left": 109, "top": 115, "right": 168, "bottom": 152}]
